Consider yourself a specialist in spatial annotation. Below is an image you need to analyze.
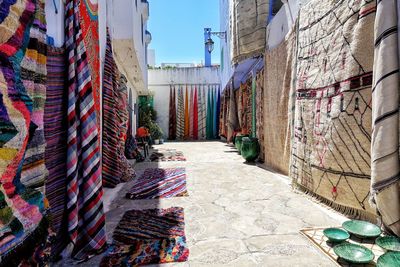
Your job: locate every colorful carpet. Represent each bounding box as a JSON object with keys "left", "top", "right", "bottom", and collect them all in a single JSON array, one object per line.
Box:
[
  {"left": 100, "top": 207, "right": 189, "bottom": 266},
  {"left": 102, "top": 29, "right": 134, "bottom": 188},
  {"left": 65, "top": 0, "right": 106, "bottom": 260},
  {"left": 290, "top": 0, "right": 376, "bottom": 219},
  {"left": 176, "top": 86, "right": 184, "bottom": 140},
  {"left": 0, "top": 0, "right": 49, "bottom": 264},
  {"left": 263, "top": 32, "right": 294, "bottom": 175},
  {"left": 168, "top": 86, "right": 176, "bottom": 140},
  {"left": 255, "top": 70, "right": 265, "bottom": 161},
  {"left": 44, "top": 45, "right": 68, "bottom": 253},
  {"left": 300, "top": 227, "right": 384, "bottom": 267},
  {"left": 126, "top": 168, "right": 188, "bottom": 199},
  {"left": 150, "top": 149, "right": 186, "bottom": 162}
]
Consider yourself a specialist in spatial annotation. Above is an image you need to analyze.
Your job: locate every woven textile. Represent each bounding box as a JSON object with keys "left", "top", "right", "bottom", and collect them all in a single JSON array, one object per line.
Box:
[
  {"left": 0, "top": 0, "right": 48, "bottom": 264},
  {"left": 300, "top": 227, "right": 385, "bottom": 267},
  {"left": 263, "top": 34, "right": 293, "bottom": 175},
  {"left": 102, "top": 30, "right": 134, "bottom": 188},
  {"left": 44, "top": 46, "right": 68, "bottom": 249},
  {"left": 176, "top": 86, "right": 184, "bottom": 140},
  {"left": 255, "top": 71, "right": 265, "bottom": 161},
  {"left": 79, "top": 0, "right": 100, "bottom": 119},
  {"left": 168, "top": 86, "right": 176, "bottom": 140},
  {"left": 230, "top": 0, "right": 269, "bottom": 63},
  {"left": 193, "top": 87, "right": 198, "bottom": 140},
  {"left": 371, "top": 0, "right": 400, "bottom": 235},
  {"left": 198, "top": 85, "right": 207, "bottom": 140},
  {"left": 239, "top": 81, "right": 252, "bottom": 135},
  {"left": 126, "top": 168, "right": 188, "bottom": 199},
  {"left": 291, "top": 0, "right": 376, "bottom": 219},
  {"left": 184, "top": 86, "right": 189, "bottom": 139},
  {"left": 227, "top": 86, "right": 239, "bottom": 142},
  {"left": 65, "top": 0, "right": 106, "bottom": 260},
  {"left": 189, "top": 87, "right": 194, "bottom": 139},
  {"left": 100, "top": 207, "right": 189, "bottom": 266}
]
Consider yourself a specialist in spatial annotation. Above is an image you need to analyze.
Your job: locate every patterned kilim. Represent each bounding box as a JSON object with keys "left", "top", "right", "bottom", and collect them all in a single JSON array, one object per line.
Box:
[
  {"left": 198, "top": 85, "right": 207, "bottom": 140},
  {"left": 371, "top": 0, "right": 400, "bottom": 236},
  {"left": 176, "top": 86, "right": 184, "bottom": 140},
  {"left": 189, "top": 87, "right": 194, "bottom": 139},
  {"left": 291, "top": 0, "right": 376, "bottom": 219},
  {"left": 256, "top": 70, "right": 265, "bottom": 161},
  {"left": 100, "top": 207, "right": 189, "bottom": 266},
  {"left": 300, "top": 227, "right": 385, "bottom": 267},
  {"left": 168, "top": 86, "right": 176, "bottom": 140},
  {"left": 79, "top": 0, "right": 100, "bottom": 119},
  {"left": 44, "top": 46, "right": 68, "bottom": 252},
  {"left": 102, "top": 29, "right": 134, "bottom": 188},
  {"left": 0, "top": 0, "right": 48, "bottom": 264},
  {"left": 184, "top": 86, "right": 190, "bottom": 139},
  {"left": 126, "top": 168, "right": 188, "bottom": 199},
  {"left": 263, "top": 33, "right": 294, "bottom": 175},
  {"left": 150, "top": 149, "right": 186, "bottom": 162},
  {"left": 193, "top": 87, "right": 198, "bottom": 140},
  {"left": 65, "top": 0, "right": 106, "bottom": 260},
  {"left": 227, "top": 86, "right": 239, "bottom": 142}
]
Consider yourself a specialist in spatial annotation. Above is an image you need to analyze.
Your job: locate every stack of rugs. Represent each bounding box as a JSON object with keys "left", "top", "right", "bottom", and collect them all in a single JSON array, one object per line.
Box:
[{"left": 169, "top": 84, "right": 220, "bottom": 140}]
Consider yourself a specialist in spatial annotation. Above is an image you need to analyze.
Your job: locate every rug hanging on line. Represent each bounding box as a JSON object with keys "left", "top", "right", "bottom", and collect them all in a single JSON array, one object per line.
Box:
[
  {"left": 126, "top": 168, "right": 188, "bottom": 199},
  {"left": 100, "top": 207, "right": 189, "bottom": 266},
  {"left": 290, "top": 0, "right": 376, "bottom": 219},
  {"left": 176, "top": 86, "right": 184, "bottom": 140},
  {"left": 197, "top": 85, "right": 207, "bottom": 140},
  {"left": 0, "top": 0, "right": 49, "bottom": 264},
  {"left": 65, "top": 0, "right": 106, "bottom": 260},
  {"left": 184, "top": 86, "right": 190, "bottom": 139},
  {"left": 193, "top": 87, "right": 198, "bottom": 140},
  {"left": 168, "top": 85, "right": 176, "bottom": 140}
]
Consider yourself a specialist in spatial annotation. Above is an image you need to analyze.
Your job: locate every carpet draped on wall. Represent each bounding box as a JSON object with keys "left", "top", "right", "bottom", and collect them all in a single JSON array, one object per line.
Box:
[
  {"left": 263, "top": 33, "right": 294, "bottom": 175},
  {"left": 102, "top": 30, "right": 134, "bottom": 188},
  {"left": 44, "top": 46, "right": 68, "bottom": 254},
  {"left": 176, "top": 86, "right": 184, "bottom": 140},
  {"left": 65, "top": 0, "right": 106, "bottom": 260},
  {"left": 198, "top": 85, "right": 207, "bottom": 139},
  {"left": 0, "top": 0, "right": 49, "bottom": 264},
  {"left": 168, "top": 86, "right": 176, "bottom": 140},
  {"left": 227, "top": 85, "right": 239, "bottom": 142},
  {"left": 255, "top": 71, "right": 265, "bottom": 161},
  {"left": 290, "top": 0, "right": 376, "bottom": 219},
  {"left": 371, "top": 0, "right": 400, "bottom": 235}
]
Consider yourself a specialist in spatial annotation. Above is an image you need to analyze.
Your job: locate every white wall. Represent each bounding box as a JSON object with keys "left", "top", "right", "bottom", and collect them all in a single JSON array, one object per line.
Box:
[
  {"left": 148, "top": 67, "right": 221, "bottom": 138},
  {"left": 219, "top": 0, "right": 234, "bottom": 91}
]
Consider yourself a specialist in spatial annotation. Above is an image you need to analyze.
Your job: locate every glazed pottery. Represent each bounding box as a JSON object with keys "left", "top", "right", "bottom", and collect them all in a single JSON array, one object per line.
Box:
[
  {"left": 241, "top": 137, "right": 260, "bottom": 162},
  {"left": 377, "top": 252, "right": 400, "bottom": 267},
  {"left": 323, "top": 228, "right": 350, "bottom": 243},
  {"left": 342, "top": 220, "right": 382, "bottom": 238},
  {"left": 376, "top": 236, "right": 400, "bottom": 252},
  {"left": 333, "top": 243, "right": 374, "bottom": 264}
]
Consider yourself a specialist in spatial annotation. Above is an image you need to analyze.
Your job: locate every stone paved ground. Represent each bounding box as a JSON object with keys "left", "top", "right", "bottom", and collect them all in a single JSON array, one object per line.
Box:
[{"left": 69, "top": 141, "right": 347, "bottom": 266}]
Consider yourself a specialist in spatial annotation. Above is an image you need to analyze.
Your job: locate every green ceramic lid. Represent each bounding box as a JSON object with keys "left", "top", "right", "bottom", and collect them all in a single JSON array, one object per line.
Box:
[
  {"left": 333, "top": 243, "right": 374, "bottom": 264},
  {"left": 376, "top": 236, "right": 400, "bottom": 252},
  {"left": 377, "top": 252, "right": 400, "bottom": 267},
  {"left": 323, "top": 228, "right": 350, "bottom": 242},
  {"left": 342, "top": 220, "right": 382, "bottom": 238}
]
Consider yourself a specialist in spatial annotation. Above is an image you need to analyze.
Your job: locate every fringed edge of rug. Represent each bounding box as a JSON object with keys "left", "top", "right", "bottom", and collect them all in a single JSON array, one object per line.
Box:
[
  {"left": 292, "top": 183, "right": 377, "bottom": 223},
  {"left": 0, "top": 215, "right": 49, "bottom": 266}
]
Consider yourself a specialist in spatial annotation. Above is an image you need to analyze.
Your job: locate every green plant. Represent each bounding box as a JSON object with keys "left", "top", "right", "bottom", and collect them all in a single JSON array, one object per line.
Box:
[
  {"left": 148, "top": 121, "right": 163, "bottom": 140},
  {"left": 138, "top": 104, "right": 157, "bottom": 128}
]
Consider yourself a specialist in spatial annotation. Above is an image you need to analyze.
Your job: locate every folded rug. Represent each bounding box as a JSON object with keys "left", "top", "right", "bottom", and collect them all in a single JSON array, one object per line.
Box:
[
  {"left": 100, "top": 207, "right": 189, "bottom": 266},
  {"left": 126, "top": 168, "right": 188, "bottom": 199}
]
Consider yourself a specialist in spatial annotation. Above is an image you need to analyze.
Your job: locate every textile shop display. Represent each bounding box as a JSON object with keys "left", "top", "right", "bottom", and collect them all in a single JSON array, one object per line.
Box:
[
  {"left": 100, "top": 207, "right": 189, "bottom": 266},
  {"left": 0, "top": 0, "right": 49, "bottom": 264},
  {"left": 150, "top": 149, "right": 186, "bottom": 162},
  {"left": 290, "top": 0, "right": 376, "bottom": 219},
  {"left": 184, "top": 86, "right": 189, "bottom": 139},
  {"left": 255, "top": 71, "right": 265, "bottom": 161},
  {"left": 176, "top": 86, "right": 184, "bottom": 140},
  {"left": 300, "top": 227, "right": 384, "bottom": 267},
  {"left": 102, "top": 30, "right": 134, "bottom": 188},
  {"left": 230, "top": 0, "right": 269, "bottom": 63},
  {"left": 371, "top": 0, "right": 400, "bottom": 236},
  {"left": 126, "top": 168, "right": 188, "bottom": 199},
  {"left": 65, "top": 0, "right": 106, "bottom": 260},
  {"left": 44, "top": 46, "right": 68, "bottom": 254},
  {"left": 239, "top": 80, "right": 252, "bottom": 135},
  {"left": 263, "top": 33, "right": 293, "bottom": 175},
  {"left": 168, "top": 86, "right": 176, "bottom": 140},
  {"left": 79, "top": 0, "right": 100, "bottom": 119},
  {"left": 198, "top": 85, "right": 207, "bottom": 139}
]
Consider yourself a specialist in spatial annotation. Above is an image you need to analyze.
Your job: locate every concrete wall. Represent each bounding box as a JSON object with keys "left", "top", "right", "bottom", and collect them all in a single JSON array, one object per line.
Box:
[
  {"left": 219, "top": 0, "right": 234, "bottom": 91},
  {"left": 148, "top": 67, "right": 221, "bottom": 138}
]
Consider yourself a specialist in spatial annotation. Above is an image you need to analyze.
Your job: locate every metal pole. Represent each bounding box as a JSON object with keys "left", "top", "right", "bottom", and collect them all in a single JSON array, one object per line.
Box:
[{"left": 204, "top": 28, "right": 212, "bottom": 67}]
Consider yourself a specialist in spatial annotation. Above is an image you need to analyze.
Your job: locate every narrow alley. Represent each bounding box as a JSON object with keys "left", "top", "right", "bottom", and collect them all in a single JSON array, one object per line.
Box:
[{"left": 73, "top": 141, "right": 345, "bottom": 266}]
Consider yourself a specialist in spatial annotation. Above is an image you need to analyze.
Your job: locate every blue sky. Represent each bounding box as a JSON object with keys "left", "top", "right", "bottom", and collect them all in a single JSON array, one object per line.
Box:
[{"left": 148, "top": 0, "right": 220, "bottom": 66}]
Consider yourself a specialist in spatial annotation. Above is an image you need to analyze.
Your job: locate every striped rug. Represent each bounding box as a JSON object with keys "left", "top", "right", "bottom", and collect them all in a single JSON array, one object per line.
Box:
[
  {"left": 126, "top": 168, "right": 188, "bottom": 199},
  {"left": 100, "top": 207, "right": 189, "bottom": 266}
]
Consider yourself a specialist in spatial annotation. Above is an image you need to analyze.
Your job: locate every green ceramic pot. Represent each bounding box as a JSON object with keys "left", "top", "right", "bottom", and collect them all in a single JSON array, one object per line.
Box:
[
  {"left": 333, "top": 243, "right": 374, "bottom": 264},
  {"left": 235, "top": 135, "right": 248, "bottom": 155},
  {"left": 342, "top": 220, "right": 382, "bottom": 238},
  {"left": 377, "top": 252, "right": 400, "bottom": 267},
  {"left": 323, "top": 228, "right": 350, "bottom": 243},
  {"left": 376, "top": 236, "right": 400, "bottom": 252},
  {"left": 241, "top": 137, "right": 260, "bottom": 162}
]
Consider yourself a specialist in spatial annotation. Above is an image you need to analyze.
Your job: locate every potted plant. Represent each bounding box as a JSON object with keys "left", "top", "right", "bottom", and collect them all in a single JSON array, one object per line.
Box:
[{"left": 149, "top": 122, "right": 163, "bottom": 145}]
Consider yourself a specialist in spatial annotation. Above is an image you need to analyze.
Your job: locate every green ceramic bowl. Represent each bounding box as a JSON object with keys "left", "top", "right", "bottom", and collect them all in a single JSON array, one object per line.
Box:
[
  {"left": 333, "top": 243, "right": 374, "bottom": 264},
  {"left": 376, "top": 236, "right": 400, "bottom": 252},
  {"left": 323, "top": 228, "right": 350, "bottom": 243},
  {"left": 342, "top": 220, "right": 382, "bottom": 238},
  {"left": 377, "top": 252, "right": 400, "bottom": 267}
]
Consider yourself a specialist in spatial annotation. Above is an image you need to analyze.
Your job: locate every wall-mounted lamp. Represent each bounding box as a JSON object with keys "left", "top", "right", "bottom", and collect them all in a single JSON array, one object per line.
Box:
[{"left": 204, "top": 28, "right": 226, "bottom": 67}]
